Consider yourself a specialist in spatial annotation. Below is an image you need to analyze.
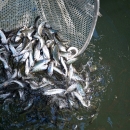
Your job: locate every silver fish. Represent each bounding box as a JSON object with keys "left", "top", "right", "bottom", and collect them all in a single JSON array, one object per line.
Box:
[
  {"left": 0, "top": 93, "right": 11, "bottom": 100},
  {"left": 0, "top": 30, "right": 9, "bottom": 50},
  {"left": 76, "top": 83, "right": 86, "bottom": 97},
  {"left": 21, "top": 26, "right": 34, "bottom": 40},
  {"left": 34, "top": 44, "right": 40, "bottom": 61},
  {"left": 53, "top": 66, "right": 65, "bottom": 76},
  {"left": 18, "top": 89, "right": 25, "bottom": 101},
  {"left": 73, "top": 92, "right": 88, "bottom": 107},
  {"left": 60, "top": 56, "right": 68, "bottom": 77},
  {"left": 20, "top": 52, "right": 29, "bottom": 62},
  {"left": 10, "top": 80, "right": 26, "bottom": 88},
  {"left": 42, "top": 45, "right": 50, "bottom": 59},
  {"left": 37, "top": 22, "right": 46, "bottom": 36},
  {"left": 34, "top": 34, "right": 45, "bottom": 49},
  {"left": 54, "top": 36, "right": 66, "bottom": 52},
  {"left": 68, "top": 64, "right": 74, "bottom": 81},
  {"left": 30, "top": 82, "right": 50, "bottom": 90},
  {"left": 47, "top": 61, "right": 54, "bottom": 76},
  {"left": 52, "top": 45, "right": 60, "bottom": 64},
  {"left": 15, "top": 43, "right": 23, "bottom": 52},
  {"left": 71, "top": 73, "right": 84, "bottom": 81},
  {"left": 23, "top": 98, "right": 34, "bottom": 111},
  {"left": 65, "top": 83, "right": 78, "bottom": 94},
  {"left": 84, "top": 81, "right": 90, "bottom": 90},
  {"left": 0, "top": 56, "right": 9, "bottom": 69},
  {"left": 11, "top": 69, "right": 17, "bottom": 79},
  {"left": 46, "top": 40, "right": 54, "bottom": 48},
  {"left": 43, "top": 89, "right": 66, "bottom": 95},
  {"left": 25, "top": 58, "right": 30, "bottom": 76},
  {"left": 67, "top": 47, "right": 78, "bottom": 59},
  {"left": 15, "top": 27, "right": 25, "bottom": 42},
  {"left": 66, "top": 57, "right": 78, "bottom": 64},
  {"left": 59, "top": 51, "right": 70, "bottom": 60},
  {"left": 30, "top": 59, "right": 50, "bottom": 72},
  {"left": 0, "top": 30, "right": 7, "bottom": 43}
]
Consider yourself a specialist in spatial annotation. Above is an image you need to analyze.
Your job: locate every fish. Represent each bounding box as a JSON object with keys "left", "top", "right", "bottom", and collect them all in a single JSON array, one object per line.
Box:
[
  {"left": 67, "top": 47, "right": 78, "bottom": 59},
  {"left": 73, "top": 92, "right": 88, "bottom": 107},
  {"left": 52, "top": 45, "right": 60, "bottom": 64},
  {"left": 59, "top": 51, "right": 70, "bottom": 60},
  {"left": 0, "top": 55, "right": 9, "bottom": 69},
  {"left": 76, "top": 83, "right": 86, "bottom": 97},
  {"left": 30, "top": 59, "right": 50, "bottom": 72},
  {"left": 47, "top": 61, "right": 54, "bottom": 76},
  {"left": 0, "top": 30, "right": 7, "bottom": 43},
  {"left": 65, "top": 83, "right": 78, "bottom": 94},
  {"left": 54, "top": 36, "right": 66, "bottom": 52},
  {"left": 42, "top": 45, "right": 50, "bottom": 59},
  {"left": 0, "top": 93, "right": 11, "bottom": 100},
  {"left": 25, "top": 58, "right": 30, "bottom": 76},
  {"left": 18, "top": 89, "right": 25, "bottom": 101},
  {"left": 43, "top": 89, "right": 66, "bottom": 95},
  {"left": 34, "top": 34, "right": 45, "bottom": 49},
  {"left": 0, "top": 30, "right": 9, "bottom": 50},
  {"left": 37, "top": 22, "right": 46, "bottom": 36},
  {"left": 71, "top": 73, "right": 84, "bottom": 81},
  {"left": 68, "top": 64, "right": 74, "bottom": 81},
  {"left": 53, "top": 66, "right": 65, "bottom": 76},
  {"left": 23, "top": 98, "right": 34, "bottom": 111},
  {"left": 11, "top": 69, "right": 17, "bottom": 79},
  {"left": 46, "top": 40, "right": 54, "bottom": 48},
  {"left": 66, "top": 57, "right": 78, "bottom": 64},
  {"left": 21, "top": 26, "right": 34, "bottom": 40},
  {"left": 60, "top": 56, "right": 68, "bottom": 77},
  {"left": 34, "top": 44, "right": 40, "bottom": 61},
  {"left": 29, "top": 48, "right": 34, "bottom": 67},
  {"left": 20, "top": 51, "right": 29, "bottom": 62}
]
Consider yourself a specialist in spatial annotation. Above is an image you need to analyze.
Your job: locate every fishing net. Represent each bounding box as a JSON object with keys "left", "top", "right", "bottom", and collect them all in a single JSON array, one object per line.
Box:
[{"left": 0, "top": 0, "right": 100, "bottom": 55}]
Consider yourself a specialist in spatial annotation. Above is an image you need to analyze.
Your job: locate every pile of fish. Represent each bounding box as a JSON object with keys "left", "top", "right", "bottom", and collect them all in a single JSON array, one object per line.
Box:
[{"left": 0, "top": 17, "right": 95, "bottom": 111}]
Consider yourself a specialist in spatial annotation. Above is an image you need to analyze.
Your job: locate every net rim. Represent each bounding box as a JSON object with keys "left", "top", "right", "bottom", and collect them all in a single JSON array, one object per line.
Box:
[{"left": 77, "top": 0, "right": 100, "bottom": 56}]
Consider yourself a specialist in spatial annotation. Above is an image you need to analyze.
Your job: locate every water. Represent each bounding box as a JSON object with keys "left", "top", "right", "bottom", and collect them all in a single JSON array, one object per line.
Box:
[
  {"left": 87, "top": 0, "right": 130, "bottom": 129},
  {"left": 0, "top": 0, "right": 130, "bottom": 129}
]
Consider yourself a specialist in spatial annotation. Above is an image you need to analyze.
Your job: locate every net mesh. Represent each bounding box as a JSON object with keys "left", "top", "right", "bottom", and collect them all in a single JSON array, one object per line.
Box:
[{"left": 0, "top": 0, "right": 99, "bottom": 55}]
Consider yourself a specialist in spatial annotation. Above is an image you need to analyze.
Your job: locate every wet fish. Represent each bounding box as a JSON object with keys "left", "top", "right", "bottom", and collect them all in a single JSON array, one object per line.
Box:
[
  {"left": 42, "top": 45, "right": 50, "bottom": 59},
  {"left": 37, "top": 22, "right": 46, "bottom": 36},
  {"left": 71, "top": 73, "right": 84, "bottom": 81},
  {"left": 73, "top": 92, "right": 88, "bottom": 107},
  {"left": 30, "top": 59, "right": 50, "bottom": 72},
  {"left": 76, "top": 83, "right": 86, "bottom": 97},
  {"left": 68, "top": 64, "right": 74, "bottom": 81},
  {"left": 66, "top": 57, "right": 78, "bottom": 64},
  {"left": 34, "top": 34, "right": 45, "bottom": 49},
  {"left": 52, "top": 45, "right": 60, "bottom": 64},
  {"left": 43, "top": 89, "right": 66, "bottom": 95},
  {"left": 25, "top": 58, "right": 30, "bottom": 76},
  {"left": 47, "top": 61, "right": 54, "bottom": 76},
  {"left": 0, "top": 93, "right": 11, "bottom": 100},
  {"left": 65, "top": 83, "right": 78, "bottom": 94},
  {"left": 67, "top": 47, "right": 78, "bottom": 59},
  {"left": 46, "top": 40, "right": 54, "bottom": 48},
  {"left": 0, "top": 55, "right": 9, "bottom": 69},
  {"left": 60, "top": 56, "right": 68, "bottom": 77},
  {"left": 0, "top": 30, "right": 7, "bottom": 43},
  {"left": 23, "top": 98, "right": 34, "bottom": 111},
  {"left": 54, "top": 36, "right": 66, "bottom": 52}
]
